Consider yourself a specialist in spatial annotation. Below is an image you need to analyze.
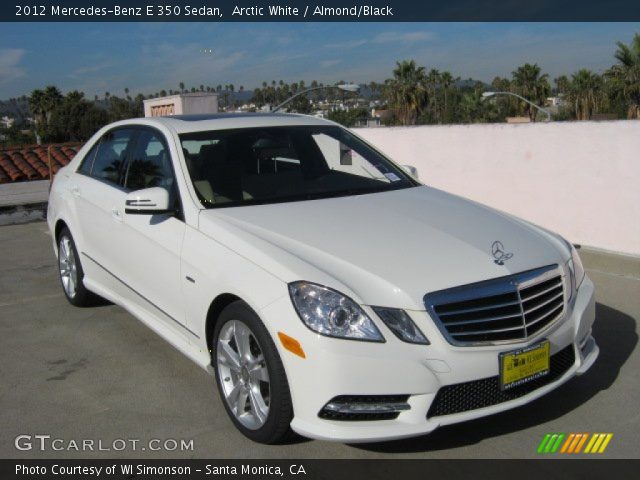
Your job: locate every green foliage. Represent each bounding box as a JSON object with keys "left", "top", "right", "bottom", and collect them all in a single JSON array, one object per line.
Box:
[
  {"left": 327, "top": 108, "right": 369, "bottom": 127},
  {"left": 511, "top": 63, "right": 550, "bottom": 121},
  {"left": 45, "top": 91, "right": 108, "bottom": 142},
  {"left": 605, "top": 33, "right": 640, "bottom": 119}
]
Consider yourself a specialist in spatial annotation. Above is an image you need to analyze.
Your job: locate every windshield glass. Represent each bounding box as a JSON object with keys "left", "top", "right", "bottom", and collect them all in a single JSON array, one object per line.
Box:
[{"left": 179, "top": 125, "right": 417, "bottom": 208}]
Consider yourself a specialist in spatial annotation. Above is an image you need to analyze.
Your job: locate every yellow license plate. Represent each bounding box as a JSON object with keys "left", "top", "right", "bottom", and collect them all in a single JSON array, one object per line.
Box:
[{"left": 500, "top": 340, "right": 550, "bottom": 390}]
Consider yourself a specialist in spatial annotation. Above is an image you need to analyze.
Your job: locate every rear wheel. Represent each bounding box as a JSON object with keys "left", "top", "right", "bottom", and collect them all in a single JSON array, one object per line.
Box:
[
  {"left": 213, "top": 301, "right": 293, "bottom": 444},
  {"left": 57, "top": 227, "right": 100, "bottom": 307}
]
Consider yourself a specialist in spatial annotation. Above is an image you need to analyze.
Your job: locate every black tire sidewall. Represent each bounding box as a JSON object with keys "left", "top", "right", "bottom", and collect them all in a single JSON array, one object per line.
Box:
[{"left": 212, "top": 301, "right": 293, "bottom": 444}]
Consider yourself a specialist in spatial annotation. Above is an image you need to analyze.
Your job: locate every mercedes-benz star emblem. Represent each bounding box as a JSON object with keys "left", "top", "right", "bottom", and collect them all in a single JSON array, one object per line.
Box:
[{"left": 491, "top": 241, "right": 513, "bottom": 265}]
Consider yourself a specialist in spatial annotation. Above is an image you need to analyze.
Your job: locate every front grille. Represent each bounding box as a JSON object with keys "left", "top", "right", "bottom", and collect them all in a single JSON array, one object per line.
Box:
[
  {"left": 425, "top": 265, "right": 566, "bottom": 346},
  {"left": 318, "top": 395, "right": 410, "bottom": 421},
  {"left": 427, "top": 344, "right": 575, "bottom": 418}
]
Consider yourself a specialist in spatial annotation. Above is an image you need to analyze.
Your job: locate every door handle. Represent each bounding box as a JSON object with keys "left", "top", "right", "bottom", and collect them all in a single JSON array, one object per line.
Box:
[{"left": 111, "top": 208, "right": 123, "bottom": 222}]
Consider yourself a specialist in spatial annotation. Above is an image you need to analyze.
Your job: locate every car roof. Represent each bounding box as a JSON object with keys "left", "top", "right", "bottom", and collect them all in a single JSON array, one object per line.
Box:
[{"left": 114, "top": 113, "right": 336, "bottom": 134}]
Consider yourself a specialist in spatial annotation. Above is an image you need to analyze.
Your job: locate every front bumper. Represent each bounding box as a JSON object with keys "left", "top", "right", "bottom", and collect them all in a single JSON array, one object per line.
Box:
[{"left": 258, "top": 276, "right": 598, "bottom": 443}]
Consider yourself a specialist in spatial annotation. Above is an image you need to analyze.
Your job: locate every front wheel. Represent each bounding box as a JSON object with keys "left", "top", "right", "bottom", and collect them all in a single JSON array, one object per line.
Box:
[
  {"left": 213, "top": 301, "right": 293, "bottom": 444},
  {"left": 57, "top": 227, "right": 101, "bottom": 307}
]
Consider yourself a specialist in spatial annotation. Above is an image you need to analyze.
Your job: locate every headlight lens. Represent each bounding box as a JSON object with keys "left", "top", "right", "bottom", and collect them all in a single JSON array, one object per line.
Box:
[
  {"left": 569, "top": 244, "right": 585, "bottom": 291},
  {"left": 563, "top": 241, "right": 585, "bottom": 301},
  {"left": 288, "top": 282, "right": 384, "bottom": 342},
  {"left": 372, "top": 307, "right": 429, "bottom": 345}
]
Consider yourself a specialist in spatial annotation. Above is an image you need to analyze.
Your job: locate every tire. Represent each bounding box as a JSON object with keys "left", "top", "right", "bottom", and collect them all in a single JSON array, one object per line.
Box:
[
  {"left": 213, "top": 301, "right": 293, "bottom": 444},
  {"left": 57, "top": 227, "right": 101, "bottom": 307}
]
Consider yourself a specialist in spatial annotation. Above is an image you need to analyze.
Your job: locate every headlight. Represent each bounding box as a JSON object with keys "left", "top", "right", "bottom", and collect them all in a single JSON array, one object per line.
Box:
[
  {"left": 372, "top": 307, "right": 429, "bottom": 345},
  {"left": 571, "top": 245, "right": 585, "bottom": 289},
  {"left": 563, "top": 240, "right": 585, "bottom": 301},
  {"left": 288, "top": 282, "right": 384, "bottom": 342}
]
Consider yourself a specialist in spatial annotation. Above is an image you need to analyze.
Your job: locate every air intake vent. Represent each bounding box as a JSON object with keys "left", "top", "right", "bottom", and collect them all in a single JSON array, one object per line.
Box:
[
  {"left": 425, "top": 265, "right": 565, "bottom": 346},
  {"left": 427, "top": 344, "right": 575, "bottom": 418}
]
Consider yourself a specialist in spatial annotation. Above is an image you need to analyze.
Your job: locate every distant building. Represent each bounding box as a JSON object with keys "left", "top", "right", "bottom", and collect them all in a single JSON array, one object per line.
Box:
[
  {"left": 143, "top": 93, "right": 218, "bottom": 117},
  {"left": 354, "top": 117, "right": 381, "bottom": 128},
  {"left": 546, "top": 95, "right": 566, "bottom": 108},
  {"left": 1, "top": 116, "right": 15, "bottom": 128}
]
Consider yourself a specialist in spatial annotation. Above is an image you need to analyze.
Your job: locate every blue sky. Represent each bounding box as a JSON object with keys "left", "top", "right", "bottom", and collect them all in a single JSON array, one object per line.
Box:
[{"left": 0, "top": 22, "right": 638, "bottom": 98}]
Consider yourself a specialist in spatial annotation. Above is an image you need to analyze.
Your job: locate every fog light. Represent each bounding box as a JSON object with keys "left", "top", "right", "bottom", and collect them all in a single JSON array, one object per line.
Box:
[{"left": 319, "top": 395, "right": 410, "bottom": 421}]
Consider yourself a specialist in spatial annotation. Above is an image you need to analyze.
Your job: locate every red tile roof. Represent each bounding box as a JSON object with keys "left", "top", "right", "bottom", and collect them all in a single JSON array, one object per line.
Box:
[{"left": 0, "top": 144, "right": 81, "bottom": 183}]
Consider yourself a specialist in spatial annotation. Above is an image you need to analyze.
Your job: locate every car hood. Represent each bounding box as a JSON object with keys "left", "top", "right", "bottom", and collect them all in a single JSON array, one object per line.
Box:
[{"left": 198, "top": 186, "right": 568, "bottom": 310}]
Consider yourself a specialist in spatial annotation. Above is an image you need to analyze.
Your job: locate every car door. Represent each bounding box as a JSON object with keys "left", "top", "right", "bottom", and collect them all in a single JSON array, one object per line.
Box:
[
  {"left": 118, "top": 127, "right": 189, "bottom": 336},
  {"left": 70, "top": 128, "right": 135, "bottom": 284}
]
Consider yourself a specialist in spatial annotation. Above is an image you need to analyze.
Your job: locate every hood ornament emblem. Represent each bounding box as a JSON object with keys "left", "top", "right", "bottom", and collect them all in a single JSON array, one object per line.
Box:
[{"left": 491, "top": 241, "right": 513, "bottom": 265}]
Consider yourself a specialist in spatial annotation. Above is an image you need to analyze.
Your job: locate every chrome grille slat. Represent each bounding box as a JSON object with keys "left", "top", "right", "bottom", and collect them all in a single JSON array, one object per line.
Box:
[
  {"left": 523, "top": 291, "right": 564, "bottom": 315},
  {"left": 450, "top": 324, "right": 526, "bottom": 336},
  {"left": 440, "top": 312, "right": 523, "bottom": 327},
  {"left": 424, "top": 265, "right": 566, "bottom": 346},
  {"left": 520, "top": 282, "right": 563, "bottom": 302},
  {"left": 526, "top": 304, "right": 563, "bottom": 329},
  {"left": 435, "top": 299, "right": 521, "bottom": 317}
]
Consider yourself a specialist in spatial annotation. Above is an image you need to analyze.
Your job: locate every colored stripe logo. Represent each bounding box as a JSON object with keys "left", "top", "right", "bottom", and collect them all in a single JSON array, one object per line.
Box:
[{"left": 537, "top": 433, "right": 613, "bottom": 454}]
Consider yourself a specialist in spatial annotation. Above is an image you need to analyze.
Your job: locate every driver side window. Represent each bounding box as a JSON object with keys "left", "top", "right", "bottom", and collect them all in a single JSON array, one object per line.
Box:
[{"left": 124, "top": 129, "right": 175, "bottom": 192}]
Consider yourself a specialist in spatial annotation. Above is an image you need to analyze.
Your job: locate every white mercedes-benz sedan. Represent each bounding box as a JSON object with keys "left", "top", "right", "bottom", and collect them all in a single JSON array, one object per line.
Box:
[{"left": 47, "top": 113, "right": 599, "bottom": 444}]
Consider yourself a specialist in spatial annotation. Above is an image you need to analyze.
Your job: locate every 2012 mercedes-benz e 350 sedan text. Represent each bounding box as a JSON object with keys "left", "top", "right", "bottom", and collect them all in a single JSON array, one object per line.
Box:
[{"left": 48, "top": 114, "right": 599, "bottom": 443}]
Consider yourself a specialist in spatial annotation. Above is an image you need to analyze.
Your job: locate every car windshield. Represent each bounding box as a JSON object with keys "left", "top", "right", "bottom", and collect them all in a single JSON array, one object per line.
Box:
[{"left": 179, "top": 125, "right": 418, "bottom": 208}]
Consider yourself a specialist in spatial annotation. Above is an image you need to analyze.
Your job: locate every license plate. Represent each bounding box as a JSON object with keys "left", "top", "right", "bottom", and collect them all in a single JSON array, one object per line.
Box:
[{"left": 500, "top": 340, "right": 550, "bottom": 390}]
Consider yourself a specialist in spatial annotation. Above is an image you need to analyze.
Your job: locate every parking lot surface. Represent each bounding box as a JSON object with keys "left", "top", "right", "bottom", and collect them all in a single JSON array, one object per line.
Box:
[{"left": 1, "top": 221, "right": 638, "bottom": 458}]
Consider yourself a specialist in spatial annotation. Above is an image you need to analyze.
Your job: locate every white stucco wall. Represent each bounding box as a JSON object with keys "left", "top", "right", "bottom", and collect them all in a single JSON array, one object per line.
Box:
[{"left": 354, "top": 120, "right": 640, "bottom": 256}]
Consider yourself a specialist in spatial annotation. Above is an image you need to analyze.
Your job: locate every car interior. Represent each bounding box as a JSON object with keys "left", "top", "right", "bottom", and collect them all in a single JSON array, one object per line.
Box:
[{"left": 181, "top": 128, "right": 400, "bottom": 206}]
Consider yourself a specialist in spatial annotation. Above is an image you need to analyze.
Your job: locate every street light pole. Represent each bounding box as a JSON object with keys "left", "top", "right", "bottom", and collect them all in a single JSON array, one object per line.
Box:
[
  {"left": 482, "top": 91, "right": 552, "bottom": 122},
  {"left": 272, "top": 83, "right": 360, "bottom": 113}
]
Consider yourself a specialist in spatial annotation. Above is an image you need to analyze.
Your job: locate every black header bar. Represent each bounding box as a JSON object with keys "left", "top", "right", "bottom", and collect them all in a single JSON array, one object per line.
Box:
[
  {"left": 3, "top": 459, "right": 640, "bottom": 480},
  {"left": 4, "top": 0, "right": 640, "bottom": 22}
]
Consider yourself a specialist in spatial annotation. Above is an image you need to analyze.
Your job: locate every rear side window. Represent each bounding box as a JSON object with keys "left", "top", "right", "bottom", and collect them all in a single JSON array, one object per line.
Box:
[
  {"left": 90, "top": 129, "right": 135, "bottom": 185},
  {"left": 77, "top": 141, "right": 100, "bottom": 175}
]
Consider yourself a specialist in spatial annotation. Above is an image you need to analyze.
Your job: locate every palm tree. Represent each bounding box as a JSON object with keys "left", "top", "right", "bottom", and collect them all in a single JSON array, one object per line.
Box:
[
  {"left": 42, "top": 86, "right": 63, "bottom": 124},
  {"left": 440, "top": 71, "right": 455, "bottom": 121},
  {"left": 384, "top": 60, "right": 428, "bottom": 125},
  {"left": 179, "top": 82, "right": 185, "bottom": 93},
  {"left": 554, "top": 75, "right": 570, "bottom": 95},
  {"left": 511, "top": 63, "right": 550, "bottom": 121},
  {"left": 567, "top": 70, "right": 605, "bottom": 120},
  {"left": 426, "top": 69, "right": 441, "bottom": 121},
  {"left": 28, "top": 86, "right": 62, "bottom": 144},
  {"left": 605, "top": 33, "right": 640, "bottom": 119},
  {"left": 460, "top": 90, "right": 495, "bottom": 123},
  {"left": 28, "top": 89, "right": 46, "bottom": 144}
]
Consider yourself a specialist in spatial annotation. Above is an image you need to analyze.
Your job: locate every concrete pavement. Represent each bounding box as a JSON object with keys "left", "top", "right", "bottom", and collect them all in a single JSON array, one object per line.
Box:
[{"left": 1, "top": 221, "right": 638, "bottom": 458}]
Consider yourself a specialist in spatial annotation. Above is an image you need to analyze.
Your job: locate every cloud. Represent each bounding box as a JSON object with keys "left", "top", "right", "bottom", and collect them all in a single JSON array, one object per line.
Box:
[
  {"left": 322, "top": 31, "right": 434, "bottom": 51},
  {"left": 323, "top": 39, "right": 367, "bottom": 50},
  {"left": 372, "top": 31, "right": 436, "bottom": 44},
  {"left": 72, "top": 63, "right": 112, "bottom": 76},
  {"left": 0, "top": 49, "right": 26, "bottom": 84},
  {"left": 320, "top": 59, "right": 341, "bottom": 68}
]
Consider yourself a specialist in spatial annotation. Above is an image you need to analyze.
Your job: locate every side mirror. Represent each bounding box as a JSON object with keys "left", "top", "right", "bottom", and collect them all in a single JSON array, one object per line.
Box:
[
  {"left": 401, "top": 164, "right": 419, "bottom": 180},
  {"left": 124, "top": 187, "right": 172, "bottom": 215}
]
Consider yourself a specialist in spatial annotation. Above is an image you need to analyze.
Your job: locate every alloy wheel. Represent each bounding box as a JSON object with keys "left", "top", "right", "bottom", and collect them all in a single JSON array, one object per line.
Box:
[
  {"left": 58, "top": 236, "right": 78, "bottom": 299},
  {"left": 216, "top": 320, "right": 271, "bottom": 430}
]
